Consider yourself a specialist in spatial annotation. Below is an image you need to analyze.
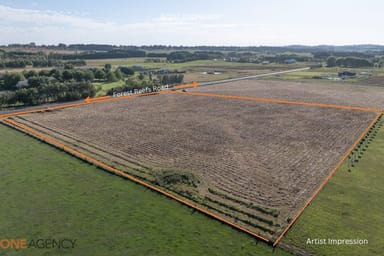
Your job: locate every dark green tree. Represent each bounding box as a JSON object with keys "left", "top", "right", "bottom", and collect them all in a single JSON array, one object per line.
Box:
[
  {"left": 106, "top": 70, "right": 117, "bottom": 82},
  {"left": 326, "top": 56, "right": 337, "bottom": 67},
  {"left": 2, "top": 72, "right": 25, "bottom": 90},
  {"left": 114, "top": 69, "right": 123, "bottom": 80},
  {"left": 104, "top": 63, "right": 112, "bottom": 71},
  {"left": 94, "top": 69, "right": 106, "bottom": 80}
]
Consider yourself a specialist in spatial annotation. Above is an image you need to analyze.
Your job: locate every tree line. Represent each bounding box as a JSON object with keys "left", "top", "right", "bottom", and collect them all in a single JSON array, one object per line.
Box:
[
  {"left": 53, "top": 50, "right": 146, "bottom": 60},
  {"left": 0, "top": 50, "right": 86, "bottom": 69},
  {"left": 9, "top": 43, "right": 384, "bottom": 54},
  {"left": 0, "top": 67, "right": 104, "bottom": 107},
  {"left": 106, "top": 73, "right": 184, "bottom": 96},
  {"left": 0, "top": 81, "right": 95, "bottom": 106},
  {"left": 326, "top": 56, "right": 373, "bottom": 68},
  {"left": 3, "top": 47, "right": 381, "bottom": 67},
  {"left": 0, "top": 63, "right": 144, "bottom": 107},
  {"left": 166, "top": 51, "right": 225, "bottom": 63}
]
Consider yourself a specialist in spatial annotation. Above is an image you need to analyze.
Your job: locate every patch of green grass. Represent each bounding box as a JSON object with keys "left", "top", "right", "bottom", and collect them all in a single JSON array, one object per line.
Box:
[
  {"left": 87, "top": 58, "right": 316, "bottom": 86},
  {"left": 0, "top": 124, "right": 290, "bottom": 256},
  {"left": 93, "top": 80, "right": 125, "bottom": 96},
  {"left": 268, "top": 67, "right": 384, "bottom": 83},
  {"left": 86, "top": 57, "right": 306, "bottom": 71},
  {"left": 86, "top": 58, "right": 167, "bottom": 69},
  {"left": 283, "top": 120, "right": 384, "bottom": 255}
]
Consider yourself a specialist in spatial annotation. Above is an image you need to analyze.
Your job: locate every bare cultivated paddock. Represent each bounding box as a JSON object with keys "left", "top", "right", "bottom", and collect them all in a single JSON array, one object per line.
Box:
[
  {"left": 193, "top": 80, "right": 384, "bottom": 109},
  {"left": 15, "top": 87, "right": 377, "bottom": 240}
]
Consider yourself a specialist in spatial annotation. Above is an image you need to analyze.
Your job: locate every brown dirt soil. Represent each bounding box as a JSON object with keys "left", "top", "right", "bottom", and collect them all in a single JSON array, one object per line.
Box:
[
  {"left": 191, "top": 79, "right": 384, "bottom": 109},
  {"left": 361, "top": 76, "right": 384, "bottom": 86},
  {"left": 17, "top": 89, "right": 377, "bottom": 240}
]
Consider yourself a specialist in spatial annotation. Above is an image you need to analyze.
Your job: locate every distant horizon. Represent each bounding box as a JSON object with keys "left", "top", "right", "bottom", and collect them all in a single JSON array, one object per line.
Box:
[
  {"left": 2, "top": 43, "right": 384, "bottom": 48},
  {"left": 1, "top": 0, "right": 384, "bottom": 46}
]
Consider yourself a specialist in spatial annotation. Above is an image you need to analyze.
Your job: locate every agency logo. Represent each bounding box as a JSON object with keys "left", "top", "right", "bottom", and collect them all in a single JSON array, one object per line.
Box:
[{"left": 0, "top": 238, "right": 77, "bottom": 250}]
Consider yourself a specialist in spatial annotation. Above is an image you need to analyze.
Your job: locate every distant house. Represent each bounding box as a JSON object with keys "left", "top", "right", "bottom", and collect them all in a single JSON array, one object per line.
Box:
[
  {"left": 338, "top": 71, "right": 356, "bottom": 78},
  {"left": 77, "top": 65, "right": 96, "bottom": 70},
  {"left": 15, "top": 80, "right": 29, "bottom": 88},
  {"left": 156, "top": 69, "right": 170, "bottom": 74},
  {"left": 359, "top": 71, "right": 372, "bottom": 77},
  {"left": 284, "top": 58, "right": 297, "bottom": 64}
]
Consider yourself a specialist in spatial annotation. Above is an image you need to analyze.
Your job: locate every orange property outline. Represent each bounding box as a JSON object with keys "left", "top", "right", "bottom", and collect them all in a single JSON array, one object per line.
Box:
[
  {"left": 1, "top": 117, "right": 269, "bottom": 243},
  {"left": 0, "top": 83, "right": 382, "bottom": 247},
  {"left": 170, "top": 91, "right": 382, "bottom": 113},
  {"left": 272, "top": 111, "right": 382, "bottom": 246},
  {"left": 169, "top": 90, "right": 383, "bottom": 246}
]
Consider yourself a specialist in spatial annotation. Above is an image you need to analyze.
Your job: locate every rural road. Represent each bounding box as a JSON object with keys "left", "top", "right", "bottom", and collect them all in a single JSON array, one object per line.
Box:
[
  {"left": 198, "top": 67, "right": 311, "bottom": 86},
  {"left": 0, "top": 67, "right": 310, "bottom": 115}
]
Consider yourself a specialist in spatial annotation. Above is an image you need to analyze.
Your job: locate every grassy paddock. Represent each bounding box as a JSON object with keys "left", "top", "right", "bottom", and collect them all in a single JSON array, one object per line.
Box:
[
  {"left": 85, "top": 58, "right": 306, "bottom": 70},
  {"left": 0, "top": 124, "right": 290, "bottom": 256},
  {"left": 282, "top": 118, "right": 384, "bottom": 255},
  {"left": 89, "top": 58, "right": 302, "bottom": 94},
  {"left": 268, "top": 67, "right": 384, "bottom": 83}
]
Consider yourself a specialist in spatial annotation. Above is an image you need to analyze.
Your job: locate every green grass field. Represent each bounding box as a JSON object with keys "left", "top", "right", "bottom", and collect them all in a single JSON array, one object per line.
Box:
[
  {"left": 0, "top": 124, "right": 290, "bottom": 256},
  {"left": 87, "top": 58, "right": 309, "bottom": 94},
  {"left": 269, "top": 67, "right": 384, "bottom": 83},
  {"left": 93, "top": 80, "right": 125, "bottom": 96},
  {"left": 85, "top": 58, "right": 305, "bottom": 70},
  {"left": 282, "top": 118, "right": 384, "bottom": 255}
]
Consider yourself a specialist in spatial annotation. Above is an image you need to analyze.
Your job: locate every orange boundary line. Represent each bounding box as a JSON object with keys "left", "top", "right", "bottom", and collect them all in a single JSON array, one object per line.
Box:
[
  {"left": 1, "top": 117, "right": 270, "bottom": 244},
  {"left": 88, "top": 95, "right": 111, "bottom": 102},
  {"left": 0, "top": 81, "right": 199, "bottom": 120},
  {"left": 170, "top": 91, "right": 382, "bottom": 113},
  {"left": 1, "top": 84, "right": 382, "bottom": 246},
  {"left": 173, "top": 81, "right": 198, "bottom": 89},
  {"left": 273, "top": 112, "right": 382, "bottom": 246},
  {"left": 170, "top": 90, "right": 384, "bottom": 245},
  {"left": 0, "top": 91, "right": 164, "bottom": 119}
]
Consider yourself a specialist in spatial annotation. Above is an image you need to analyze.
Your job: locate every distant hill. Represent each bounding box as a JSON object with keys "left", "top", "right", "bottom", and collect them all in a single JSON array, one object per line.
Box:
[{"left": 3, "top": 43, "right": 384, "bottom": 53}]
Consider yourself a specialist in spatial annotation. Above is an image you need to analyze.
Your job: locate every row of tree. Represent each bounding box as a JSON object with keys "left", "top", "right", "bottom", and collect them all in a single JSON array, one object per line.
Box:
[
  {"left": 326, "top": 56, "right": 373, "bottom": 68},
  {"left": 0, "top": 63, "right": 142, "bottom": 107},
  {"left": 0, "top": 57, "right": 85, "bottom": 69},
  {"left": 0, "top": 64, "right": 135, "bottom": 91},
  {"left": 167, "top": 51, "right": 225, "bottom": 63},
  {"left": 0, "top": 81, "right": 95, "bottom": 106},
  {"left": 9, "top": 43, "right": 384, "bottom": 54},
  {"left": 106, "top": 73, "right": 184, "bottom": 96},
  {"left": 158, "top": 74, "right": 184, "bottom": 84},
  {"left": 3, "top": 48, "right": 381, "bottom": 67},
  {"left": 53, "top": 50, "right": 146, "bottom": 60}
]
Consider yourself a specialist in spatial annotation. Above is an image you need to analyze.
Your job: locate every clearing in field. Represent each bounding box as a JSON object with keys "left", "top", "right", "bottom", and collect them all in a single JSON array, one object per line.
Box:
[{"left": 1, "top": 79, "right": 381, "bottom": 244}]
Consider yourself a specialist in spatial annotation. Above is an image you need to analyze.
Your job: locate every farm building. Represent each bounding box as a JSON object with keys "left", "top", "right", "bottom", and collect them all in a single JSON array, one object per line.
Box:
[
  {"left": 284, "top": 58, "right": 297, "bottom": 64},
  {"left": 15, "top": 80, "right": 29, "bottom": 88},
  {"left": 338, "top": 71, "right": 356, "bottom": 78}
]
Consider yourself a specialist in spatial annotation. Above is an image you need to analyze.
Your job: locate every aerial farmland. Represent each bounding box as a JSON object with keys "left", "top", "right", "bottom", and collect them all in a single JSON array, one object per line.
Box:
[
  {"left": 5, "top": 78, "right": 381, "bottom": 245},
  {"left": 1, "top": 3, "right": 384, "bottom": 252}
]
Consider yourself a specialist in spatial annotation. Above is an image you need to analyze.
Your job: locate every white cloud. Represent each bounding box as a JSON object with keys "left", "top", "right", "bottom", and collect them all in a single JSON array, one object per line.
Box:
[
  {"left": 0, "top": 4, "right": 259, "bottom": 45},
  {"left": 152, "top": 14, "right": 221, "bottom": 24},
  {"left": 1, "top": 4, "right": 382, "bottom": 46},
  {"left": 0, "top": 5, "right": 112, "bottom": 29}
]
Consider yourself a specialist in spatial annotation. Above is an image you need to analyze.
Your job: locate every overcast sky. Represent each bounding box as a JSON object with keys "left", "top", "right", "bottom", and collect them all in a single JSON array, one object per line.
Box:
[{"left": 0, "top": 0, "right": 383, "bottom": 46}]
